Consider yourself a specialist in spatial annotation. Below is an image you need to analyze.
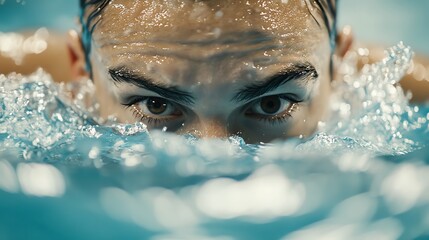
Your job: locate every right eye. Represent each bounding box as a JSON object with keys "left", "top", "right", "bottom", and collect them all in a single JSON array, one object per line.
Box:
[
  {"left": 138, "top": 97, "right": 179, "bottom": 116},
  {"left": 126, "top": 97, "right": 184, "bottom": 127}
]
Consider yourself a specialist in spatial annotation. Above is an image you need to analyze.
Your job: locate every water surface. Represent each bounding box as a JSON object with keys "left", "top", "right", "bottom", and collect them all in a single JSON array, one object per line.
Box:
[{"left": 0, "top": 44, "right": 429, "bottom": 240}]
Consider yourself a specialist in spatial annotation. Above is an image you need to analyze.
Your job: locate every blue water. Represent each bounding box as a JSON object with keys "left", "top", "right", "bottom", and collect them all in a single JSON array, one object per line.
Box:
[{"left": 1, "top": 43, "right": 429, "bottom": 239}]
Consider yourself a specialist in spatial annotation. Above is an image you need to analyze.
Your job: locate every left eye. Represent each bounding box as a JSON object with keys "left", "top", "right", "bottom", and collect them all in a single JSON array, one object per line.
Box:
[{"left": 248, "top": 95, "right": 292, "bottom": 116}]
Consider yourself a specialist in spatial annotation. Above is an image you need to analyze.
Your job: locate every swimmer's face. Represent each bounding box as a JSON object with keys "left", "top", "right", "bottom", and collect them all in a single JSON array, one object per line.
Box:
[{"left": 83, "top": 0, "right": 334, "bottom": 143}]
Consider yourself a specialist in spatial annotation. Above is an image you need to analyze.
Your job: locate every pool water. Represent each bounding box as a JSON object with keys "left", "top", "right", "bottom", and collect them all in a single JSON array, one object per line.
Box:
[{"left": 1, "top": 43, "right": 429, "bottom": 239}]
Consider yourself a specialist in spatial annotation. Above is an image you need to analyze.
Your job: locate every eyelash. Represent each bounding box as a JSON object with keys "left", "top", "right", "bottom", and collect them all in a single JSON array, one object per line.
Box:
[
  {"left": 122, "top": 95, "right": 300, "bottom": 126},
  {"left": 247, "top": 102, "right": 300, "bottom": 125},
  {"left": 129, "top": 105, "right": 170, "bottom": 125},
  {"left": 122, "top": 97, "right": 175, "bottom": 126}
]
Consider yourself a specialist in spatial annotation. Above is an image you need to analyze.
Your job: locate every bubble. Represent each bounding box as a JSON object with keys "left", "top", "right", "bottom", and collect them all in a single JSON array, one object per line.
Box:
[
  {"left": 214, "top": 10, "right": 223, "bottom": 19},
  {"left": 17, "top": 163, "right": 65, "bottom": 197},
  {"left": 0, "top": 28, "right": 48, "bottom": 64},
  {"left": 0, "top": 43, "right": 428, "bottom": 239}
]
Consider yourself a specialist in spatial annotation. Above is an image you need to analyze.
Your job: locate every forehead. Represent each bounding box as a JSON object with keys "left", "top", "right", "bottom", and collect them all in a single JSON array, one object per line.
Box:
[
  {"left": 93, "top": 0, "right": 323, "bottom": 44},
  {"left": 90, "top": 0, "right": 331, "bottom": 85}
]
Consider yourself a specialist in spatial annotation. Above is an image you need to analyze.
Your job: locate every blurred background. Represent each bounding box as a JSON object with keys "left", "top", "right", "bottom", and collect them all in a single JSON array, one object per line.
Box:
[{"left": 0, "top": 0, "right": 428, "bottom": 54}]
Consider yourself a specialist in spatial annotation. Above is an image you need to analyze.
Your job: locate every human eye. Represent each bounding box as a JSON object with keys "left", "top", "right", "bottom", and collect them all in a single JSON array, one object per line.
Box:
[
  {"left": 122, "top": 96, "right": 184, "bottom": 128},
  {"left": 244, "top": 95, "right": 299, "bottom": 124}
]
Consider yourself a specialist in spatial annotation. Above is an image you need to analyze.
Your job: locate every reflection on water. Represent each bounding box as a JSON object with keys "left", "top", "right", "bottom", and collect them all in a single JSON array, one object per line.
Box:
[{"left": 0, "top": 43, "right": 429, "bottom": 239}]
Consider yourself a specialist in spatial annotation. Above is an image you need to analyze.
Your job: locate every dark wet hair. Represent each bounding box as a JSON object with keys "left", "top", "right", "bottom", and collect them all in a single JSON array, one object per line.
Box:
[
  {"left": 80, "top": 0, "right": 338, "bottom": 74},
  {"left": 79, "top": 0, "right": 110, "bottom": 73}
]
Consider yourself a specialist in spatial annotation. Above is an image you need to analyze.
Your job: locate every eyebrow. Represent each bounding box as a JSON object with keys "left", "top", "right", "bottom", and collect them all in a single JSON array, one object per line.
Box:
[
  {"left": 108, "top": 68, "right": 195, "bottom": 105},
  {"left": 231, "top": 63, "right": 318, "bottom": 103}
]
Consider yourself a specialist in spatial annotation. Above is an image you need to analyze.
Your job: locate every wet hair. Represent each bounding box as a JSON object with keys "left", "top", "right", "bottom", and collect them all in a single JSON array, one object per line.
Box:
[
  {"left": 80, "top": 0, "right": 338, "bottom": 74},
  {"left": 79, "top": 0, "right": 110, "bottom": 73}
]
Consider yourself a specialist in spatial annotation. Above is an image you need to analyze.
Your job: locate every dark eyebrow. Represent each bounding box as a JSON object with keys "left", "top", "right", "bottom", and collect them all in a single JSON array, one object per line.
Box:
[
  {"left": 231, "top": 63, "right": 318, "bottom": 103},
  {"left": 108, "top": 67, "right": 195, "bottom": 105}
]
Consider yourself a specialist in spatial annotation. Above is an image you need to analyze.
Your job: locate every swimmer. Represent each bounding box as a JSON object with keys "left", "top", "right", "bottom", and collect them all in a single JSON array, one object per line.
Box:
[{"left": 1, "top": 0, "right": 429, "bottom": 143}]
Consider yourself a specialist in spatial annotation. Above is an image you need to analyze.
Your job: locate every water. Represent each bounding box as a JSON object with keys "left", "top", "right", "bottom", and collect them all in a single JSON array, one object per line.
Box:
[{"left": 0, "top": 43, "right": 429, "bottom": 240}]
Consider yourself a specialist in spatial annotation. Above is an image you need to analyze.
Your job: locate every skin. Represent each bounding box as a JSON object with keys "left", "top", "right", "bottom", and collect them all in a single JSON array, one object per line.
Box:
[
  {"left": 2, "top": 0, "right": 428, "bottom": 143},
  {"left": 0, "top": 31, "right": 73, "bottom": 81},
  {"left": 79, "top": 0, "right": 334, "bottom": 143}
]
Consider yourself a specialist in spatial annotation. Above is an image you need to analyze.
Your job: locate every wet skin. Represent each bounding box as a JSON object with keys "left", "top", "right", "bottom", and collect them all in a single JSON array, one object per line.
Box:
[{"left": 85, "top": 0, "right": 332, "bottom": 143}]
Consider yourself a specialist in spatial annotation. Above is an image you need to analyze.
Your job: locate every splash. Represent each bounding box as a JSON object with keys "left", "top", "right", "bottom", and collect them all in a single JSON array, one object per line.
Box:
[
  {"left": 0, "top": 43, "right": 426, "bottom": 162},
  {"left": 0, "top": 43, "right": 429, "bottom": 240},
  {"left": 305, "top": 42, "right": 427, "bottom": 155}
]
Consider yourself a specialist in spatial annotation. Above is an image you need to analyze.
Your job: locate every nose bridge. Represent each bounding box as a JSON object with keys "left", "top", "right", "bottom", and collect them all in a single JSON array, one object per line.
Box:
[
  {"left": 184, "top": 117, "right": 230, "bottom": 139},
  {"left": 178, "top": 61, "right": 236, "bottom": 139}
]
